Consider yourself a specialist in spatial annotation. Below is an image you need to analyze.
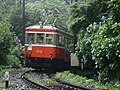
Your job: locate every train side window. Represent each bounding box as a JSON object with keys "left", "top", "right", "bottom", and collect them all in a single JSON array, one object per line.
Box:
[
  {"left": 55, "top": 34, "right": 59, "bottom": 45},
  {"left": 59, "top": 35, "right": 64, "bottom": 47},
  {"left": 46, "top": 34, "right": 54, "bottom": 44},
  {"left": 27, "top": 33, "right": 35, "bottom": 44},
  {"left": 65, "top": 37, "right": 68, "bottom": 47},
  {"left": 36, "top": 33, "right": 44, "bottom": 44},
  {"left": 25, "top": 33, "right": 28, "bottom": 44}
]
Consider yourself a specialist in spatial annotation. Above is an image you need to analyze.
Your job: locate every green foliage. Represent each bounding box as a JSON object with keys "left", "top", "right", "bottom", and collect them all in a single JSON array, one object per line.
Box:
[
  {"left": 108, "top": 0, "right": 120, "bottom": 22},
  {"left": 7, "top": 0, "right": 71, "bottom": 35},
  {"left": 6, "top": 55, "right": 21, "bottom": 68},
  {"left": 0, "top": 81, "right": 13, "bottom": 88},
  {"left": 69, "top": 0, "right": 120, "bottom": 81},
  {"left": 91, "top": 18, "right": 120, "bottom": 80},
  {"left": 26, "top": 0, "right": 69, "bottom": 27},
  {"left": 68, "top": 0, "right": 108, "bottom": 35},
  {"left": 9, "top": 7, "right": 23, "bottom": 35},
  {"left": 0, "top": 0, "right": 22, "bottom": 35},
  {"left": 0, "top": 20, "right": 13, "bottom": 65},
  {"left": 76, "top": 17, "right": 120, "bottom": 81},
  {"left": 11, "top": 44, "right": 25, "bottom": 66},
  {"left": 0, "top": 0, "right": 23, "bottom": 66},
  {"left": 11, "top": 45, "right": 21, "bottom": 55},
  {"left": 0, "top": 0, "right": 19, "bottom": 20},
  {"left": 56, "top": 71, "right": 120, "bottom": 90}
]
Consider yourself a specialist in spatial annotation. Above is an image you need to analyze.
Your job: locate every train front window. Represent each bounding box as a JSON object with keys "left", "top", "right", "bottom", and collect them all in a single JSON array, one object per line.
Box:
[
  {"left": 36, "top": 33, "right": 44, "bottom": 44},
  {"left": 46, "top": 34, "right": 54, "bottom": 44},
  {"left": 27, "top": 33, "right": 35, "bottom": 44}
]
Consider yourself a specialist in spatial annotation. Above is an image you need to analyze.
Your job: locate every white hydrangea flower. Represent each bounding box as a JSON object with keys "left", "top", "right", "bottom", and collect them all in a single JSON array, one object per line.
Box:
[
  {"left": 117, "top": 43, "right": 119, "bottom": 45},
  {"left": 101, "top": 16, "right": 106, "bottom": 21},
  {"left": 116, "top": 53, "right": 118, "bottom": 55},
  {"left": 91, "top": 49, "right": 94, "bottom": 53},
  {"left": 115, "top": 22, "right": 117, "bottom": 24},
  {"left": 101, "top": 45, "right": 104, "bottom": 49},
  {"left": 97, "top": 54, "right": 99, "bottom": 56},
  {"left": 93, "top": 22, "right": 97, "bottom": 25},
  {"left": 99, "top": 26, "right": 102, "bottom": 30},
  {"left": 89, "top": 24, "right": 92, "bottom": 27},
  {"left": 92, "top": 56, "right": 95, "bottom": 60},
  {"left": 93, "top": 25, "right": 96, "bottom": 30},
  {"left": 119, "top": 55, "right": 120, "bottom": 57},
  {"left": 86, "top": 27, "right": 89, "bottom": 32},
  {"left": 95, "top": 65, "right": 98, "bottom": 68},
  {"left": 99, "top": 22, "right": 102, "bottom": 25},
  {"left": 105, "top": 38, "right": 108, "bottom": 41},
  {"left": 106, "top": 54, "right": 109, "bottom": 59},
  {"left": 108, "top": 44, "right": 112, "bottom": 47},
  {"left": 117, "top": 50, "right": 119, "bottom": 53},
  {"left": 87, "top": 38, "right": 91, "bottom": 43}
]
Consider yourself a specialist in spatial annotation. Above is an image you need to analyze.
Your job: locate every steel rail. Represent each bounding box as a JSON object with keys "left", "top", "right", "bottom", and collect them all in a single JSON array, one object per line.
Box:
[{"left": 55, "top": 78, "right": 97, "bottom": 90}]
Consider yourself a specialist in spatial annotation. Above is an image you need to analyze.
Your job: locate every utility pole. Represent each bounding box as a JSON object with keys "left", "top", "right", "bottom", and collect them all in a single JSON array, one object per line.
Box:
[{"left": 22, "top": 0, "right": 25, "bottom": 45}]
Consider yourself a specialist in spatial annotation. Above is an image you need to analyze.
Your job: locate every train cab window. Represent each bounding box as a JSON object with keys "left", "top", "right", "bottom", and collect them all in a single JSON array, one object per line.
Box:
[
  {"left": 46, "top": 34, "right": 54, "bottom": 44},
  {"left": 27, "top": 33, "right": 35, "bottom": 44},
  {"left": 36, "top": 33, "right": 44, "bottom": 44}
]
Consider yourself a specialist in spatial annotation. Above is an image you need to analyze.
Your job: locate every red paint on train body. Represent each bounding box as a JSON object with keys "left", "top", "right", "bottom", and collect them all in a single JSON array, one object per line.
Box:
[{"left": 24, "top": 45, "right": 70, "bottom": 62}]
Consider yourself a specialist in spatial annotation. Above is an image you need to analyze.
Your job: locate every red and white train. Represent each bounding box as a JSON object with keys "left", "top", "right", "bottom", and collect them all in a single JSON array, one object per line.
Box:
[{"left": 24, "top": 24, "right": 73, "bottom": 70}]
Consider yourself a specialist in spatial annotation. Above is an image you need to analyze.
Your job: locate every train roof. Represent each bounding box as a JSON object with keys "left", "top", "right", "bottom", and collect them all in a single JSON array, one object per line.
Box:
[{"left": 26, "top": 24, "right": 68, "bottom": 32}]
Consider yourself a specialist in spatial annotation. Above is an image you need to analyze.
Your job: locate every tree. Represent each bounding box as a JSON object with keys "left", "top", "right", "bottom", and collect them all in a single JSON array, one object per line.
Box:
[
  {"left": 25, "top": 0, "right": 69, "bottom": 27},
  {"left": 9, "top": 8, "right": 23, "bottom": 35},
  {"left": 68, "top": 0, "right": 108, "bottom": 34},
  {"left": 108, "top": 0, "right": 120, "bottom": 23},
  {"left": 0, "top": 20, "right": 13, "bottom": 65}
]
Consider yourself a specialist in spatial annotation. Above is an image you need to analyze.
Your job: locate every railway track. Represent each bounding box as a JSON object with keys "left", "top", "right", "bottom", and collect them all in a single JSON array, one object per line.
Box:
[
  {"left": 21, "top": 70, "right": 97, "bottom": 90},
  {"left": 22, "top": 70, "right": 51, "bottom": 90}
]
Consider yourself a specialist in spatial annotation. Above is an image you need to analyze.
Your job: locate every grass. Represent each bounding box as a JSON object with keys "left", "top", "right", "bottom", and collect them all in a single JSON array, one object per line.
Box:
[
  {"left": 0, "top": 82, "right": 5, "bottom": 88},
  {"left": 55, "top": 71, "right": 120, "bottom": 90},
  {"left": 0, "top": 81, "right": 14, "bottom": 88}
]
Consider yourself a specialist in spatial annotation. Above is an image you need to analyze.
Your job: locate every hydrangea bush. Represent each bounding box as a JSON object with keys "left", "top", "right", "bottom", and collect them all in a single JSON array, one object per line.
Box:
[{"left": 76, "top": 17, "right": 120, "bottom": 81}]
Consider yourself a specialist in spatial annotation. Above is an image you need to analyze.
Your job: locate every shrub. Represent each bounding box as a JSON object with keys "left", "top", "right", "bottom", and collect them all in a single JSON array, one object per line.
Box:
[
  {"left": 76, "top": 17, "right": 120, "bottom": 81},
  {"left": 6, "top": 55, "right": 21, "bottom": 68}
]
